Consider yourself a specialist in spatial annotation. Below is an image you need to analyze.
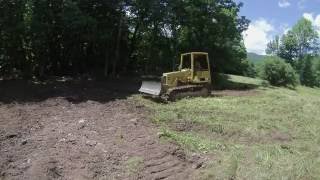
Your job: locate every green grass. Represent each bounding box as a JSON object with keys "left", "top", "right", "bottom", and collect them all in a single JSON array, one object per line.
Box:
[
  {"left": 212, "top": 73, "right": 267, "bottom": 90},
  {"left": 125, "top": 156, "right": 144, "bottom": 174},
  {"left": 135, "top": 74, "right": 320, "bottom": 180}
]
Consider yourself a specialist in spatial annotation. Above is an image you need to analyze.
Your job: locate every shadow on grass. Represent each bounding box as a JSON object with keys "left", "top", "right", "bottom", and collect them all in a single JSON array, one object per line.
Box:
[
  {"left": 0, "top": 77, "right": 141, "bottom": 104},
  {"left": 212, "top": 73, "right": 261, "bottom": 90}
]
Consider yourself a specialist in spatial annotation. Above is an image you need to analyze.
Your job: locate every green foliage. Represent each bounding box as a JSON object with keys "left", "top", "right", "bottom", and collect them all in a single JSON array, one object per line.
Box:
[
  {"left": 259, "top": 57, "right": 298, "bottom": 87},
  {"left": 0, "top": 0, "right": 250, "bottom": 78},
  {"left": 266, "top": 35, "right": 280, "bottom": 56},
  {"left": 291, "top": 18, "right": 319, "bottom": 58},
  {"left": 314, "top": 57, "right": 320, "bottom": 86},
  {"left": 278, "top": 31, "right": 299, "bottom": 65},
  {"left": 0, "top": 0, "right": 27, "bottom": 76},
  {"left": 125, "top": 156, "right": 144, "bottom": 174},
  {"left": 267, "top": 18, "right": 319, "bottom": 67},
  {"left": 299, "top": 55, "right": 317, "bottom": 87},
  {"left": 240, "top": 60, "right": 257, "bottom": 77},
  {"left": 266, "top": 17, "right": 320, "bottom": 88}
]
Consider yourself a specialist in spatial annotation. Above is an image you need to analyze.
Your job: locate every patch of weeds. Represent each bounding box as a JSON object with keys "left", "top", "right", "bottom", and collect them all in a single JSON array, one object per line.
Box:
[
  {"left": 160, "top": 129, "right": 227, "bottom": 153},
  {"left": 198, "top": 151, "right": 243, "bottom": 180},
  {"left": 125, "top": 156, "right": 144, "bottom": 175},
  {"left": 210, "top": 124, "right": 224, "bottom": 134}
]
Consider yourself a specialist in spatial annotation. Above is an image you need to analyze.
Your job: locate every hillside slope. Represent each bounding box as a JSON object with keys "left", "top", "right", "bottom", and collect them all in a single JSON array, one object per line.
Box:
[
  {"left": 138, "top": 74, "right": 320, "bottom": 179},
  {"left": 247, "top": 52, "right": 266, "bottom": 64}
]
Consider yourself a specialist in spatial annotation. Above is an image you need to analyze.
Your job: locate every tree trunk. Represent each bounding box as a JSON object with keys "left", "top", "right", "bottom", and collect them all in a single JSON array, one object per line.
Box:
[
  {"left": 112, "top": 15, "right": 123, "bottom": 77},
  {"left": 123, "top": 21, "right": 140, "bottom": 74},
  {"left": 104, "top": 50, "right": 109, "bottom": 78}
]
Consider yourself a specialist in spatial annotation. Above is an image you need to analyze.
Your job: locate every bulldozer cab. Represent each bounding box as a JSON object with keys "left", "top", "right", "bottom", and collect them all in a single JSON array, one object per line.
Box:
[{"left": 180, "top": 52, "right": 211, "bottom": 84}]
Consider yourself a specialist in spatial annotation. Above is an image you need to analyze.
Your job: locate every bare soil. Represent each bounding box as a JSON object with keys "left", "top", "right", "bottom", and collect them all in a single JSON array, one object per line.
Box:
[{"left": 0, "top": 79, "right": 202, "bottom": 180}]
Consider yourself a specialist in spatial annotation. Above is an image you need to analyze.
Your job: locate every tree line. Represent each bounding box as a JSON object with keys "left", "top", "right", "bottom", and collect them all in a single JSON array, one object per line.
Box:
[
  {"left": 254, "top": 17, "right": 320, "bottom": 87},
  {"left": 0, "top": 0, "right": 250, "bottom": 79}
]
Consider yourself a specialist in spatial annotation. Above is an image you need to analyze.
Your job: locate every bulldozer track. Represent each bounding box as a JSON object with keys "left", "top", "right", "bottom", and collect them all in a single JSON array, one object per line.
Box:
[
  {"left": 141, "top": 152, "right": 192, "bottom": 180},
  {"left": 166, "top": 84, "right": 210, "bottom": 101}
]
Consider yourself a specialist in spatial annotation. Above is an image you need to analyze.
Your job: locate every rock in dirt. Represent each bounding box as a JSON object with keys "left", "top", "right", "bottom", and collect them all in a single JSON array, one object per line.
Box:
[
  {"left": 17, "top": 161, "right": 31, "bottom": 170},
  {"left": 21, "top": 139, "right": 28, "bottom": 145},
  {"left": 86, "top": 140, "right": 97, "bottom": 147},
  {"left": 78, "top": 119, "right": 86, "bottom": 124},
  {"left": 5, "top": 133, "right": 19, "bottom": 139},
  {"left": 130, "top": 118, "right": 138, "bottom": 125}
]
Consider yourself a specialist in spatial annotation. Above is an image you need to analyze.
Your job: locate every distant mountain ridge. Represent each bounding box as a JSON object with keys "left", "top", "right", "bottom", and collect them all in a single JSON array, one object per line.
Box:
[{"left": 247, "top": 52, "right": 266, "bottom": 64}]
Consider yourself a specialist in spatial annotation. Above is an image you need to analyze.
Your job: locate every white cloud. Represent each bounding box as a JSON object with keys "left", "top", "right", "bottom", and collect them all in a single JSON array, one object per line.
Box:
[
  {"left": 303, "top": 13, "right": 320, "bottom": 35},
  {"left": 278, "top": 0, "right": 291, "bottom": 8},
  {"left": 243, "top": 19, "right": 275, "bottom": 55}
]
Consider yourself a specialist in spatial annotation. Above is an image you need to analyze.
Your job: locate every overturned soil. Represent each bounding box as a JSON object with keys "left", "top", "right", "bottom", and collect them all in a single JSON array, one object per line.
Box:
[{"left": 0, "top": 79, "right": 202, "bottom": 180}]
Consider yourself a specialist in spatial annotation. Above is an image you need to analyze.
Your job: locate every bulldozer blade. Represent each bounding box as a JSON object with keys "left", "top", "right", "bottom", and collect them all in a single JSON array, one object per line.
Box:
[{"left": 139, "top": 81, "right": 162, "bottom": 96}]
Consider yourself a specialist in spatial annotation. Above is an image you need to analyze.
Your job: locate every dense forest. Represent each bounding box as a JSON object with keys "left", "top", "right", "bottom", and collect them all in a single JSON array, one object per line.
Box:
[{"left": 0, "top": 0, "right": 250, "bottom": 79}]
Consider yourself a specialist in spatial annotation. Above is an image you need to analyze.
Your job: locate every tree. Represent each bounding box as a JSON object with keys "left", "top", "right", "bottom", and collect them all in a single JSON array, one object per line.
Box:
[
  {"left": 176, "top": 0, "right": 250, "bottom": 74},
  {"left": 299, "top": 55, "right": 317, "bottom": 86},
  {"left": 241, "top": 60, "right": 256, "bottom": 77},
  {"left": 259, "top": 56, "right": 298, "bottom": 87},
  {"left": 292, "top": 18, "right": 319, "bottom": 59},
  {"left": 266, "top": 35, "right": 280, "bottom": 55},
  {"left": 0, "top": 0, "right": 250, "bottom": 79},
  {"left": 314, "top": 57, "right": 320, "bottom": 87},
  {"left": 265, "top": 17, "right": 320, "bottom": 88},
  {"left": 0, "top": 0, "right": 28, "bottom": 77},
  {"left": 267, "top": 18, "right": 319, "bottom": 67},
  {"left": 283, "top": 18, "right": 318, "bottom": 62}
]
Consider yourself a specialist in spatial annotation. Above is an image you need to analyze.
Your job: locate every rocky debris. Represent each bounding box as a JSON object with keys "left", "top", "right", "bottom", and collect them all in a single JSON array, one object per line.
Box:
[
  {"left": 130, "top": 118, "right": 138, "bottom": 125},
  {"left": 86, "top": 140, "right": 97, "bottom": 147},
  {"left": 5, "top": 133, "right": 19, "bottom": 139},
  {"left": 21, "top": 139, "right": 28, "bottom": 145},
  {"left": 78, "top": 119, "right": 86, "bottom": 124}
]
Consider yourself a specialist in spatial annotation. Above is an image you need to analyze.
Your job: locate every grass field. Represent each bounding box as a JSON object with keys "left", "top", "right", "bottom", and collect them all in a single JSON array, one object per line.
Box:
[{"left": 136, "top": 75, "right": 320, "bottom": 179}]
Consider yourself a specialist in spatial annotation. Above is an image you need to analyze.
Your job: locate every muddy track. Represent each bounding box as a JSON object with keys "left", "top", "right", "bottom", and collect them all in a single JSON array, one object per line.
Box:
[{"left": 0, "top": 80, "right": 201, "bottom": 180}]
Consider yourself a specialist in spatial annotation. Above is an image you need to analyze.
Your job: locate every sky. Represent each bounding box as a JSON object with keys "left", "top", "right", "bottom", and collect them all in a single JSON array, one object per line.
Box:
[{"left": 236, "top": 0, "right": 320, "bottom": 55}]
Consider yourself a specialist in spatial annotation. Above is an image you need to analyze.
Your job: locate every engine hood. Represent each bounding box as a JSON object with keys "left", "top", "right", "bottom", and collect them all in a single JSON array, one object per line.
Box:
[{"left": 163, "top": 69, "right": 191, "bottom": 77}]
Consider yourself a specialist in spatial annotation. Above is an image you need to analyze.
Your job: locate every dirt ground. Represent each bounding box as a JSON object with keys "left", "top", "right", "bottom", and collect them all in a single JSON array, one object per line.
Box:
[{"left": 0, "top": 79, "right": 203, "bottom": 180}]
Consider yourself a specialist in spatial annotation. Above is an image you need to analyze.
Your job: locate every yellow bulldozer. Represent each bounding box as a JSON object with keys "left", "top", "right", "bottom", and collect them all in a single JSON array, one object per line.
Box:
[{"left": 139, "top": 52, "right": 212, "bottom": 100}]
